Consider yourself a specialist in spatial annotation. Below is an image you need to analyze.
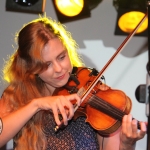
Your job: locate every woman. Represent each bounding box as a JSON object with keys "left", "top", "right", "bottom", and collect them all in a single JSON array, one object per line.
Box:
[{"left": 0, "top": 16, "right": 146, "bottom": 150}]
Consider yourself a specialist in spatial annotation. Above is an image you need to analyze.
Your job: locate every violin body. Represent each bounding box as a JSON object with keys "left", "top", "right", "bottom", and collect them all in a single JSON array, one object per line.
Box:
[
  {"left": 85, "top": 88, "right": 132, "bottom": 136},
  {"left": 53, "top": 67, "right": 132, "bottom": 136}
]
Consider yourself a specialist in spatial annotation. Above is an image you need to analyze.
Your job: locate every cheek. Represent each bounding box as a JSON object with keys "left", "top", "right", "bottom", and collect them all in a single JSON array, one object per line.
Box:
[{"left": 39, "top": 69, "right": 52, "bottom": 82}]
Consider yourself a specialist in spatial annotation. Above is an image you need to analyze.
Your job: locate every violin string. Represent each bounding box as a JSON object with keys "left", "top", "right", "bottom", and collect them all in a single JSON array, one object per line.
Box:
[
  {"left": 80, "top": 92, "right": 141, "bottom": 130},
  {"left": 89, "top": 93, "right": 141, "bottom": 129},
  {"left": 84, "top": 92, "right": 126, "bottom": 121},
  {"left": 94, "top": 94, "right": 125, "bottom": 120}
]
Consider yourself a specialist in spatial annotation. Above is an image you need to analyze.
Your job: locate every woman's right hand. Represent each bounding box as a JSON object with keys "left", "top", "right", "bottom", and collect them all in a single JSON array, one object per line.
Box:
[{"left": 35, "top": 94, "right": 81, "bottom": 126}]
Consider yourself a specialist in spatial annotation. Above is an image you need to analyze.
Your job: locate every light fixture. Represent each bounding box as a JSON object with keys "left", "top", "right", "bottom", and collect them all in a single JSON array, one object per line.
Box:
[
  {"left": 52, "top": 0, "right": 103, "bottom": 23},
  {"left": 13, "top": 0, "right": 39, "bottom": 6},
  {"left": 6, "top": 0, "right": 46, "bottom": 14},
  {"left": 113, "top": 0, "right": 148, "bottom": 36},
  {"left": 55, "top": 0, "right": 84, "bottom": 17}
]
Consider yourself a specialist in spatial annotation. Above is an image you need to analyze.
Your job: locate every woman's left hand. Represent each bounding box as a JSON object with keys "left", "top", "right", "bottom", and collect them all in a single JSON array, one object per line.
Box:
[{"left": 119, "top": 114, "right": 147, "bottom": 150}]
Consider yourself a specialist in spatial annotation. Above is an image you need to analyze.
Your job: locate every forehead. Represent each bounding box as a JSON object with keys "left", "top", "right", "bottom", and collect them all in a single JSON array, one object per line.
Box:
[{"left": 42, "top": 38, "right": 65, "bottom": 61}]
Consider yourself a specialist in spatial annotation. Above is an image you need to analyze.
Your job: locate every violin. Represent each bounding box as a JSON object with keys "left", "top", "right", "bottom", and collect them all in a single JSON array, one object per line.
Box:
[
  {"left": 53, "top": 67, "right": 133, "bottom": 136},
  {"left": 53, "top": 13, "right": 147, "bottom": 136}
]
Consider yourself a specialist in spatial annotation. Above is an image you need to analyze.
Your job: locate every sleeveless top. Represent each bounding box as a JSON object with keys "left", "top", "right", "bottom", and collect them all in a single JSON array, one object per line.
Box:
[{"left": 42, "top": 113, "right": 99, "bottom": 150}]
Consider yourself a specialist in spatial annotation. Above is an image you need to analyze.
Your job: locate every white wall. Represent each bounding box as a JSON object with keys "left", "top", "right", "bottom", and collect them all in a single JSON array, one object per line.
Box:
[{"left": 0, "top": 0, "right": 148, "bottom": 150}]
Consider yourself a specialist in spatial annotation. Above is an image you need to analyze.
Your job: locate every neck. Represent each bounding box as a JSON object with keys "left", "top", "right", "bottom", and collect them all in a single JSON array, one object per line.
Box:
[{"left": 45, "top": 83, "right": 55, "bottom": 95}]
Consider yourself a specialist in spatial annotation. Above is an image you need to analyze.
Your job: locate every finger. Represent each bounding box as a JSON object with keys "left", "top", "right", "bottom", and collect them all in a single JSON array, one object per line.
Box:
[
  {"left": 61, "top": 94, "right": 80, "bottom": 120},
  {"left": 57, "top": 97, "right": 69, "bottom": 125},
  {"left": 63, "top": 96, "right": 74, "bottom": 120},
  {"left": 51, "top": 104, "right": 61, "bottom": 125},
  {"left": 69, "top": 94, "right": 81, "bottom": 106},
  {"left": 122, "top": 115, "right": 128, "bottom": 134},
  {"left": 122, "top": 114, "right": 133, "bottom": 137},
  {"left": 126, "top": 114, "right": 133, "bottom": 135},
  {"left": 131, "top": 119, "right": 138, "bottom": 138},
  {"left": 138, "top": 122, "right": 147, "bottom": 139},
  {"left": 145, "top": 122, "right": 148, "bottom": 126}
]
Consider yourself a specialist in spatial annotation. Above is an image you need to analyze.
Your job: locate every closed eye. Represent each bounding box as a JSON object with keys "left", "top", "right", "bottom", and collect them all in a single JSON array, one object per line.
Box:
[
  {"left": 58, "top": 54, "right": 66, "bottom": 60},
  {"left": 57, "top": 50, "right": 68, "bottom": 61},
  {"left": 46, "top": 62, "right": 52, "bottom": 67},
  {"left": 45, "top": 50, "right": 68, "bottom": 67}
]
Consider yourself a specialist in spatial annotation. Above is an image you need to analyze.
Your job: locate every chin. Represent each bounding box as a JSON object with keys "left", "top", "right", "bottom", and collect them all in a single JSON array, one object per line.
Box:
[{"left": 55, "top": 79, "right": 69, "bottom": 88}]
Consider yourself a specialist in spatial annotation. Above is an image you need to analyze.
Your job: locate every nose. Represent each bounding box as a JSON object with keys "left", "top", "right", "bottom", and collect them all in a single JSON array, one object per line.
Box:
[{"left": 53, "top": 61, "right": 62, "bottom": 72}]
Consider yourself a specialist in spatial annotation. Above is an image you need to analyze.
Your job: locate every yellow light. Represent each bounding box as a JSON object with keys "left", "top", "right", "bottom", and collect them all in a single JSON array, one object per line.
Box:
[
  {"left": 55, "top": 0, "right": 84, "bottom": 17},
  {"left": 118, "top": 11, "right": 148, "bottom": 34}
]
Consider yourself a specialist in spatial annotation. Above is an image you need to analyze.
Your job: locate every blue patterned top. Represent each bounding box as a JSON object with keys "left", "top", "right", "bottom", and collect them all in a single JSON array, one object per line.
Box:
[{"left": 42, "top": 113, "right": 99, "bottom": 150}]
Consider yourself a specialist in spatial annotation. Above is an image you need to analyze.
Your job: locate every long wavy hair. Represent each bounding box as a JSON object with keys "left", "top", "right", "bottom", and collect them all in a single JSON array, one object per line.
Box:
[{"left": 2, "top": 16, "right": 83, "bottom": 150}]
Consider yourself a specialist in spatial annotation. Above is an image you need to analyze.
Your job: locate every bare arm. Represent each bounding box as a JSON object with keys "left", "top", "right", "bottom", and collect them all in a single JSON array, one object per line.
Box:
[
  {"left": 0, "top": 94, "right": 81, "bottom": 147},
  {"left": 97, "top": 129, "right": 120, "bottom": 150},
  {"left": 0, "top": 99, "right": 39, "bottom": 147}
]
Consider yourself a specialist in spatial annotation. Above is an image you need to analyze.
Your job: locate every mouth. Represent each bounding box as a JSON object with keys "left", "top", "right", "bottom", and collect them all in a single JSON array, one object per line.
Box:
[{"left": 55, "top": 73, "right": 66, "bottom": 80}]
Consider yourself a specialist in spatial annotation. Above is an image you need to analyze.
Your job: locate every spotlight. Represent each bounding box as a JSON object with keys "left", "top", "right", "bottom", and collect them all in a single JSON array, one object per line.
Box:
[
  {"left": 6, "top": 0, "right": 46, "bottom": 14},
  {"left": 52, "top": 0, "right": 102, "bottom": 23},
  {"left": 54, "top": 0, "right": 84, "bottom": 17},
  {"left": 113, "top": 0, "right": 148, "bottom": 36}
]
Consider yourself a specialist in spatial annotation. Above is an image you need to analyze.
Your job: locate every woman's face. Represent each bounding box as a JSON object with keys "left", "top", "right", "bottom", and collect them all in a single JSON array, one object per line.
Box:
[{"left": 39, "top": 38, "right": 72, "bottom": 92}]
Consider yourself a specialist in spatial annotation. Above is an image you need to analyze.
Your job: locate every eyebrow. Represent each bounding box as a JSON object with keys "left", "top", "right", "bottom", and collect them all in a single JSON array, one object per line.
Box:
[
  {"left": 45, "top": 49, "right": 67, "bottom": 64},
  {"left": 57, "top": 49, "right": 67, "bottom": 58}
]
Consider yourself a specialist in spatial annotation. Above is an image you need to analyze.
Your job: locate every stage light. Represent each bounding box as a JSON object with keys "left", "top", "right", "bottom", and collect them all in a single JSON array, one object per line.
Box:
[
  {"left": 118, "top": 11, "right": 147, "bottom": 34},
  {"left": 55, "top": 0, "right": 84, "bottom": 17},
  {"left": 13, "top": 0, "right": 39, "bottom": 6},
  {"left": 113, "top": 0, "right": 148, "bottom": 36},
  {"left": 6, "top": 0, "right": 46, "bottom": 14},
  {"left": 52, "top": 0, "right": 102, "bottom": 23}
]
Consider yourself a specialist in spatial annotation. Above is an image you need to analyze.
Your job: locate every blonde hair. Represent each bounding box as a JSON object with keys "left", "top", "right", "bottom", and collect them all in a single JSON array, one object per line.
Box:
[{"left": 2, "top": 16, "right": 84, "bottom": 150}]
